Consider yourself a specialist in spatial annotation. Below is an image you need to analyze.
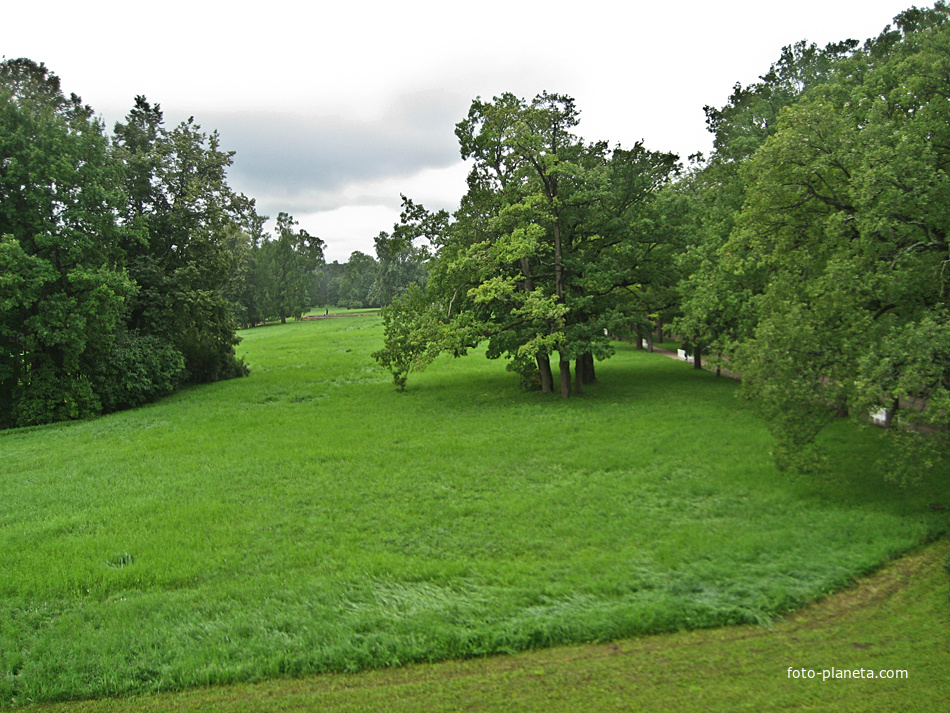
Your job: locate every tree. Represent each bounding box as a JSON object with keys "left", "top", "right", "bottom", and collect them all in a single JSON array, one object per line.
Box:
[
  {"left": 338, "top": 251, "right": 378, "bottom": 308},
  {"left": 371, "top": 282, "right": 464, "bottom": 390},
  {"left": 220, "top": 208, "right": 268, "bottom": 329},
  {"left": 113, "top": 98, "right": 252, "bottom": 383},
  {"left": 369, "top": 230, "right": 427, "bottom": 307},
  {"left": 674, "top": 38, "right": 862, "bottom": 367},
  {"left": 710, "top": 4, "right": 950, "bottom": 472},
  {"left": 262, "top": 212, "right": 325, "bottom": 323},
  {"left": 314, "top": 260, "right": 345, "bottom": 308},
  {"left": 0, "top": 59, "right": 135, "bottom": 427},
  {"left": 374, "top": 93, "right": 681, "bottom": 396}
]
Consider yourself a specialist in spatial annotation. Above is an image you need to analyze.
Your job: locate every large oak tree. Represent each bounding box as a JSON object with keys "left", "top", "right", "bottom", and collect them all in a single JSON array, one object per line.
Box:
[{"left": 374, "top": 93, "right": 682, "bottom": 396}]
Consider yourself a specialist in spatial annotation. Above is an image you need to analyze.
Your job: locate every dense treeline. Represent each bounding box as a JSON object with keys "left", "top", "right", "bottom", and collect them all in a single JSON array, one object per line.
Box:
[
  {"left": 674, "top": 2, "right": 950, "bottom": 473},
  {"left": 0, "top": 60, "right": 425, "bottom": 429},
  {"left": 330, "top": 230, "right": 427, "bottom": 310},
  {"left": 375, "top": 3, "right": 950, "bottom": 473},
  {"left": 0, "top": 65, "right": 269, "bottom": 428}
]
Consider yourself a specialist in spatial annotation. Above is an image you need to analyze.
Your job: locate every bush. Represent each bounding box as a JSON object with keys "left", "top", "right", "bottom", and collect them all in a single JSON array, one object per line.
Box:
[
  {"left": 94, "top": 332, "right": 186, "bottom": 412},
  {"left": 11, "top": 361, "right": 102, "bottom": 427},
  {"left": 506, "top": 353, "right": 542, "bottom": 391}
]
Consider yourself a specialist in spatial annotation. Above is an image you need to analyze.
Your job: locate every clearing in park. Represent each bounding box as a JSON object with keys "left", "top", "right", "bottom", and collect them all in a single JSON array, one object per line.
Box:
[{"left": 0, "top": 315, "right": 946, "bottom": 709}]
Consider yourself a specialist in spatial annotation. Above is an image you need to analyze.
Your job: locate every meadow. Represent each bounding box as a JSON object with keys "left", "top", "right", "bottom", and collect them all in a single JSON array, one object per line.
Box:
[{"left": 0, "top": 315, "right": 947, "bottom": 707}]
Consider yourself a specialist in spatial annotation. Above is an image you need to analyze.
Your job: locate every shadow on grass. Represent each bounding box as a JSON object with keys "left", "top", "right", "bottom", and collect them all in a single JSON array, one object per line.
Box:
[
  {"left": 405, "top": 345, "right": 949, "bottom": 531},
  {"left": 405, "top": 347, "right": 734, "bottom": 404}
]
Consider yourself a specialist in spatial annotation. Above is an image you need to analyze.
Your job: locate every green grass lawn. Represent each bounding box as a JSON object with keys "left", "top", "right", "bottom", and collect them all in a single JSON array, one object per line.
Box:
[
  {"left": 15, "top": 538, "right": 949, "bottom": 713},
  {"left": 1, "top": 316, "right": 947, "bottom": 707}
]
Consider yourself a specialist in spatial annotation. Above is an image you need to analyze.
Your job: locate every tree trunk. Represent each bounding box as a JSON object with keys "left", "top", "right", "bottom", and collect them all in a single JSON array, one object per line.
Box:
[
  {"left": 537, "top": 353, "right": 554, "bottom": 393},
  {"left": 835, "top": 395, "right": 849, "bottom": 418},
  {"left": 693, "top": 342, "right": 703, "bottom": 369},
  {"left": 520, "top": 257, "right": 534, "bottom": 292},
  {"left": 558, "top": 356, "right": 572, "bottom": 398},
  {"left": 635, "top": 329, "right": 644, "bottom": 350},
  {"left": 553, "top": 222, "right": 565, "bottom": 303},
  {"left": 583, "top": 352, "right": 596, "bottom": 383},
  {"left": 884, "top": 396, "right": 900, "bottom": 428}
]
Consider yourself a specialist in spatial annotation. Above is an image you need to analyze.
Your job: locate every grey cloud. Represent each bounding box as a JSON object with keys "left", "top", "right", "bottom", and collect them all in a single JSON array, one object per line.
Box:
[{"left": 205, "top": 89, "right": 467, "bottom": 214}]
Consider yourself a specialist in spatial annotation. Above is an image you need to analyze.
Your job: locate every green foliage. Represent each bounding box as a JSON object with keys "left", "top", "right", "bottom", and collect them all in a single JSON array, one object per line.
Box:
[
  {"left": 735, "top": 8, "right": 950, "bottom": 471},
  {"left": 381, "top": 93, "right": 682, "bottom": 395},
  {"left": 92, "top": 332, "right": 186, "bottom": 412},
  {"left": 369, "top": 229, "right": 428, "bottom": 307},
  {"left": 337, "top": 250, "right": 378, "bottom": 308},
  {"left": 703, "top": 39, "right": 859, "bottom": 163},
  {"left": 371, "top": 283, "right": 472, "bottom": 388},
  {"left": 113, "top": 98, "right": 253, "bottom": 385},
  {"left": 257, "top": 212, "right": 326, "bottom": 323},
  {"left": 674, "top": 38, "right": 862, "bottom": 358},
  {"left": 335, "top": 226, "right": 430, "bottom": 312},
  {"left": 0, "top": 61, "right": 136, "bottom": 428},
  {"left": 505, "top": 349, "right": 544, "bottom": 391},
  {"left": 733, "top": 302, "right": 841, "bottom": 472},
  {"left": 676, "top": 5, "right": 950, "bottom": 475},
  {"left": 0, "top": 63, "right": 258, "bottom": 429}
]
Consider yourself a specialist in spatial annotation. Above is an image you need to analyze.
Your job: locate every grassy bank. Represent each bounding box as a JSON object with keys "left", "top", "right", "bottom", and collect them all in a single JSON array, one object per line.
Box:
[{"left": 1, "top": 316, "right": 947, "bottom": 706}]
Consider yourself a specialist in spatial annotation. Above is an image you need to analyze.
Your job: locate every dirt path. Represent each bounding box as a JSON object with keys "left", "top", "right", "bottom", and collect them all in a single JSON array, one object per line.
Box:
[
  {"left": 638, "top": 342, "right": 742, "bottom": 380},
  {"left": 300, "top": 311, "right": 380, "bottom": 321}
]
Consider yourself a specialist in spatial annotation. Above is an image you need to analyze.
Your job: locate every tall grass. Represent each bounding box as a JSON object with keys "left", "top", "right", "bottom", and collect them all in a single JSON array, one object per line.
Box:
[{"left": 0, "top": 316, "right": 946, "bottom": 706}]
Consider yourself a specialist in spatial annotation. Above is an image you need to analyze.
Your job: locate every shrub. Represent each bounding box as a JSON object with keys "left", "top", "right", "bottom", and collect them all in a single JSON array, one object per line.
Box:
[{"left": 94, "top": 332, "right": 186, "bottom": 412}]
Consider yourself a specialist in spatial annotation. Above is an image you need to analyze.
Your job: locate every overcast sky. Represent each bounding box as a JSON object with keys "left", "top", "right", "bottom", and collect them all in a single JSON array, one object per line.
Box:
[{"left": 4, "top": 0, "right": 918, "bottom": 261}]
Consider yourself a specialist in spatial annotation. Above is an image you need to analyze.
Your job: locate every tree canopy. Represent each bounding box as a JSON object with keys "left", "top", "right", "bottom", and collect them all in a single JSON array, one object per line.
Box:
[
  {"left": 0, "top": 60, "right": 135, "bottom": 426},
  {"left": 374, "top": 92, "right": 683, "bottom": 396},
  {"left": 0, "top": 63, "right": 257, "bottom": 427},
  {"left": 676, "top": 2, "right": 950, "bottom": 474}
]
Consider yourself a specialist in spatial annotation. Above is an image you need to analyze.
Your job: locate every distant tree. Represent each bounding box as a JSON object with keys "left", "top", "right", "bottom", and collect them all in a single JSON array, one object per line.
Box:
[
  {"left": 262, "top": 212, "right": 326, "bottom": 323},
  {"left": 220, "top": 209, "right": 269, "bottom": 329},
  {"left": 337, "top": 251, "right": 378, "bottom": 308},
  {"left": 314, "top": 260, "right": 345, "bottom": 308},
  {"left": 369, "top": 230, "right": 427, "bottom": 307}
]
